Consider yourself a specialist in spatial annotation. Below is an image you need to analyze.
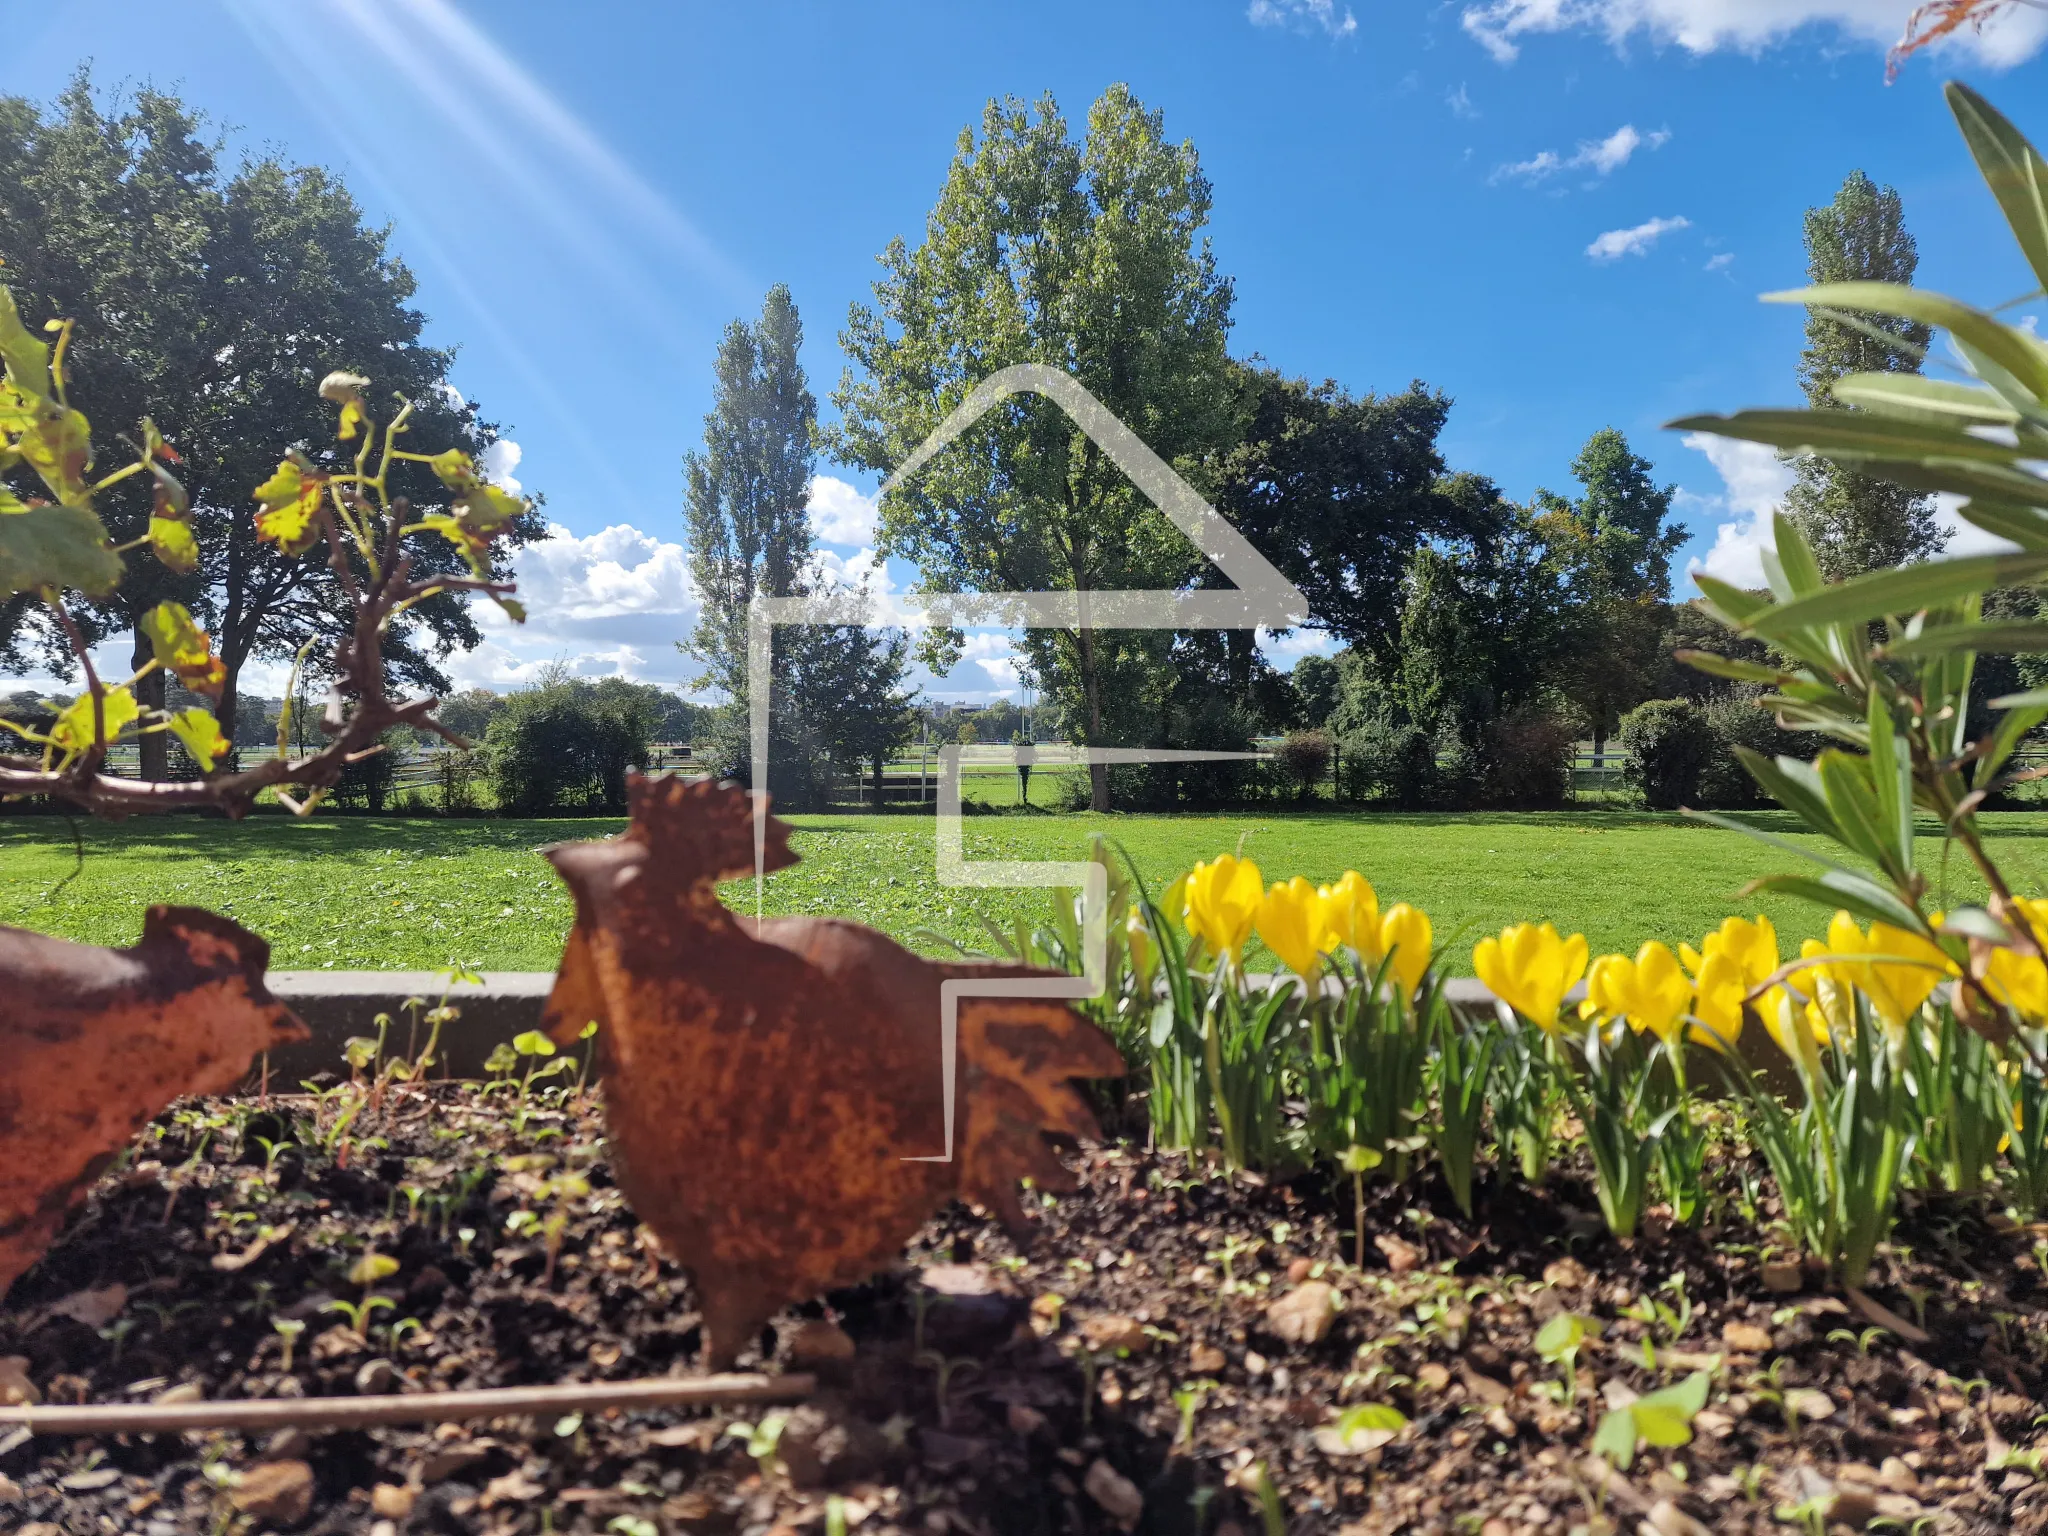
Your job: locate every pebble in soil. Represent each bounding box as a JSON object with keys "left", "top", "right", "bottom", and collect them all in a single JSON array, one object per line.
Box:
[{"left": 0, "top": 1082, "right": 2045, "bottom": 1534}]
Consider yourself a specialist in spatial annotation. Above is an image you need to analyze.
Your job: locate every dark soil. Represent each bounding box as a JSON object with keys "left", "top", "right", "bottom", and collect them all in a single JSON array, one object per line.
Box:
[{"left": 4, "top": 1083, "right": 2048, "bottom": 1536}]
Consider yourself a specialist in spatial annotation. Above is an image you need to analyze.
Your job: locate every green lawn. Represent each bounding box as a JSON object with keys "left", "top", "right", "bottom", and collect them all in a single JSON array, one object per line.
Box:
[{"left": 6, "top": 807, "right": 2048, "bottom": 973}]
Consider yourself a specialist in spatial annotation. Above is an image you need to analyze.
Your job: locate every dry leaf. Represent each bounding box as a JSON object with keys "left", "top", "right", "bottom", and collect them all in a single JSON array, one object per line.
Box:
[
  {"left": 540, "top": 777, "right": 1122, "bottom": 1368},
  {"left": 0, "top": 907, "right": 305, "bottom": 1301},
  {"left": 45, "top": 1283, "right": 127, "bottom": 1329}
]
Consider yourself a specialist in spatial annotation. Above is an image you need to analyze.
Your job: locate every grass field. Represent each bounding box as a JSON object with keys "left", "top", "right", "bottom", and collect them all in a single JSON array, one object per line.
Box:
[{"left": 8, "top": 807, "right": 2048, "bottom": 973}]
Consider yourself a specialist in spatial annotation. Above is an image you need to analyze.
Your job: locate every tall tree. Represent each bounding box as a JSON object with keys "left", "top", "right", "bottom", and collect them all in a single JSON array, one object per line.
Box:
[
  {"left": 683, "top": 286, "right": 911, "bottom": 805},
  {"left": 0, "top": 74, "right": 521, "bottom": 774},
  {"left": 1785, "top": 170, "right": 1945, "bottom": 578},
  {"left": 832, "top": 85, "right": 1238, "bottom": 811},
  {"left": 1534, "top": 428, "right": 1686, "bottom": 757},
  {"left": 681, "top": 284, "right": 816, "bottom": 705}
]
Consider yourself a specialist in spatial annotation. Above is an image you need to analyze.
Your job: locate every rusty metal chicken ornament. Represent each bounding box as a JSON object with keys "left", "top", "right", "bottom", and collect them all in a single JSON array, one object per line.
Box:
[
  {"left": 541, "top": 776, "right": 1122, "bottom": 1368},
  {"left": 0, "top": 908, "right": 306, "bottom": 1300}
]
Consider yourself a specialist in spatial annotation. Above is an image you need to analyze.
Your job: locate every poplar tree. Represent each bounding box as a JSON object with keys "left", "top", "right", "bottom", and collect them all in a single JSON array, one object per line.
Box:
[{"left": 1785, "top": 170, "right": 1944, "bottom": 578}]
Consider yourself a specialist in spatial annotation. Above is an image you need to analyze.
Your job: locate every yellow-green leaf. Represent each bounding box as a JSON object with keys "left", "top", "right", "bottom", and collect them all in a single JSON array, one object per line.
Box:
[
  {"left": 252, "top": 457, "right": 326, "bottom": 556},
  {"left": 149, "top": 515, "right": 198, "bottom": 574},
  {"left": 0, "top": 501, "right": 122, "bottom": 598},
  {"left": 141, "top": 602, "right": 225, "bottom": 699},
  {"left": 167, "top": 706, "right": 230, "bottom": 772},
  {"left": 1630, "top": 1371, "right": 1711, "bottom": 1448},
  {"left": 0, "top": 287, "right": 52, "bottom": 397},
  {"left": 49, "top": 685, "right": 140, "bottom": 754}
]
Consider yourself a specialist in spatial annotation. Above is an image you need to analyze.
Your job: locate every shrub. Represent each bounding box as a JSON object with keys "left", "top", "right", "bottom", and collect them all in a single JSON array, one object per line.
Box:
[
  {"left": 1696, "top": 694, "right": 1778, "bottom": 809},
  {"left": 1275, "top": 729, "right": 1333, "bottom": 801},
  {"left": 1618, "top": 698, "right": 1715, "bottom": 811},
  {"left": 1481, "top": 709, "right": 1576, "bottom": 809},
  {"left": 1339, "top": 717, "right": 1438, "bottom": 807},
  {"left": 334, "top": 731, "right": 402, "bottom": 812},
  {"left": 485, "top": 679, "right": 655, "bottom": 814}
]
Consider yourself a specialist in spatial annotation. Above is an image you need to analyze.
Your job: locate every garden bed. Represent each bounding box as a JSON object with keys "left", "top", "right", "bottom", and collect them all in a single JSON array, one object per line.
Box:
[{"left": 2, "top": 1082, "right": 2045, "bottom": 1536}]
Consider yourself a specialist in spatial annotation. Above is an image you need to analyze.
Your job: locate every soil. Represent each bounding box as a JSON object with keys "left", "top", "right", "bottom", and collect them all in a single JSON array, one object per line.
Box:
[{"left": 3, "top": 1082, "right": 2047, "bottom": 1536}]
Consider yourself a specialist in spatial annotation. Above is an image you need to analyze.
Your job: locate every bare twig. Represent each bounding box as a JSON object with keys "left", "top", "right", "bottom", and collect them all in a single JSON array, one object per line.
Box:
[{"left": 0, "top": 1372, "right": 815, "bottom": 1436}]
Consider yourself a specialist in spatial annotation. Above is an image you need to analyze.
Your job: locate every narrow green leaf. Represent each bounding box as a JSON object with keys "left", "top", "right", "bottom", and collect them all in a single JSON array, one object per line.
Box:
[
  {"left": 1672, "top": 649, "right": 1804, "bottom": 687},
  {"left": 1978, "top": 700, "right": 2048, "bottom": 792},
  {"left": 1947, "top": 82, "right": 2048, "bottom": 299},
  {"left": 1685, "top": 806, "right": 1857, "bottom": 877},
  {"left": 1817, "top": 750, "right": 1895, "bottom": 877},
  {"left": 1829, "top": 371, "right": 2019, "bottom": 424},
  {"left": 1937, "top": 906, "right": 2013, "bottom": 945},
  {"left": 1759, "top": 283, "right": 2048, "bottom": 400},
  {"left": 1879, "top": 622, "right": 2048, "bottom": 659},
  {"left": 1773, "top": 511, "right": 1826, "bottom": 600},
  {"left": 1662, "top": 408, "right": 2030, "bottom": 466},
  {"left": 1744, "top": 553, "right": 2048, "bottom": 638},
  {"left": 1690, "top": 574, "right": 1772, "bottom": 626},
  {"left": 1742, "top": 872, "right": 1924, "bottom": 932},
  {"left": 1991, "top": 687, "right": 2048, "bottom": 709},
  {"left": 1866, "top": 688, "right": 1912, "bottom": 878},
  {"left": 1954, "top": 500, "right": 2048, "bottom": 552},
  {"left": 1731, "top": 748, "right": 1843, "bottom": 840}
]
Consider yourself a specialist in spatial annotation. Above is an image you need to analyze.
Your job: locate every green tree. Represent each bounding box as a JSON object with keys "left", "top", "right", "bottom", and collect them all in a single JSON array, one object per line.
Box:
[
  {"left": 681, "top": 284, "right": 816, "bottom": 706},
  {"left": 1291, "top": 653, "right": 1341, "bottom": 728},
  {"left": 681, "top": 285, "right": 910, "bottom": 806},
  {"left": 1784, "top": 170, "right": 1944, "bottom": 578},
  {"left": 483, "top": 671, "right": 655, "bottom": 814},
  {"left": 1211, "top": 367, "right": 1485, "bottom": 671},
  {"left": 0, "top": 74, "right": 523, "bottom": 776},
  {"left": 1535, "top": 429, "right": 1686, "bottom": 759},
  {"left": 832, "top": 85, "right": 1238, "bottom": 811}
]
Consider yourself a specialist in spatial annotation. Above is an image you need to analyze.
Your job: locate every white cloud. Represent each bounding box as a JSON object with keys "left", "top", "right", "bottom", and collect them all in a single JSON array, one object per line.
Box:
[
  {"left": 807, "top": 475, "right": 879, "bottom": 546},
  {"left": 1494, "top": 121, "right": 1668, "bottom": 183},
  {"left": 1248, "top": 0, "right": 1359, "bottom": 37},
  {"left": 1446, "top": 82, "right": 1480, "bottom": 118},
  {"left": 444, "top": 520, "right": 702, "bottom": 691},
  {"left": 1681, "top": 432, "right": 1796, "bottom": 587},
  {"left": 1461, "top": 0, "right": 2048, "bottom": 67},
  {"left": 958, "top": 632, "right": 1024, "bottom": 690},
  {"left": 1586, "top": 213, "right": 1690, "bottom": 260},
  {"left": 478, "top": 437, "right": 523, "bottom": 494},
  {"left": 1705, "top": 251, "right": 1735, "bottom": 271}
]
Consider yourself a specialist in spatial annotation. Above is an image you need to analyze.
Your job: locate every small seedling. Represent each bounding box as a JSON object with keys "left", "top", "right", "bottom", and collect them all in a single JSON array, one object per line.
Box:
[
  {"left": 723, "top": 1411, "right": 789, "bottom": 1477},
  {"left": 323, "top": 1295, "right": 395, "bottom": 1336},
  {"left": 914, "top": 1348, "right": 982, "bottom": 1427},
  {"left": 270, "top": 1317, "right": 306, "bottom": 1373},
  {"left": 1173, "top": 1379, "right": 1216, "bottom": 1448},
  {"left": 1534, "top": 1312, "right": 1595, "bottom": 1401},
  {"left": 1825, "top": 1326, "right": 1892, "bottom": 1356},
  {"left": 1592, "top": 1370, "right": 1711, "bottom": 1471}
]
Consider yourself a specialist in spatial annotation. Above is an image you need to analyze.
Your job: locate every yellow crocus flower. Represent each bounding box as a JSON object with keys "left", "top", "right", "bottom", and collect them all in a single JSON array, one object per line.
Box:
[
  {"left": 1379, "top": 902, "right": 1433, "bottom": 995},
  {"left": 1584, "top": 942, "right": 1691, "bottom": 1048},
  {"left": 1473, "top": 922, "right": 1588, "bottom": 1033},
  {"left": 1680, "top": 914, "right": 1780, "bottom": 991},
  {"left": 1799, "top": 936, "right": 1856, "bottom": 1042},
  {"left": 1256, "top": 876, "right": 1334, "bottom": 977},
  {"left": 1689, "top": 949, "right": 1746, "bottom": 1054},
  {"left": 1985, "top": 897, "right": 2048, "bottom": 1024},
  {"left": 1183, "top": 854, "right": 1263, "bottom": 964},
  {"left": 1823, "top": 911, "right": 1954, "bottom": 1032},
  {"left": 1318, "top": 870, "right": 1381, "bottom": 962}
]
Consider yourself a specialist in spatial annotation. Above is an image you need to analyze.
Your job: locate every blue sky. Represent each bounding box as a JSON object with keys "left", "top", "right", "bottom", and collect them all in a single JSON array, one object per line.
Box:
[{"left": 8, "top": 0, "right": 2048, "bottom": 703}]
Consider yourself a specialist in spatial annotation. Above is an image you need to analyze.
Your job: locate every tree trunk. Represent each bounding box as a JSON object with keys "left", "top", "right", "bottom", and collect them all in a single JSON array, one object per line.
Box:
[
  {"left": 1077, "top": 626, "right": 1109, "bottom": 812},
  {"left": 871, "top": 753, "right": 884, "bottom": 807},
  {"left": 131, "top": 626, "right": 167, "bottom": 781},
  {"left": 1592, "top": 726, "right": 1606, "bottom": 769}
]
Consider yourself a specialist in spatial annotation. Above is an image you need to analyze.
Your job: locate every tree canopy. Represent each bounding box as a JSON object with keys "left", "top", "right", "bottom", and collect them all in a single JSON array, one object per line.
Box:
[
  {"left": 0, "top": 72, "right": 529, "bottom": 775},
  {"left": 832, "top": 84, "right": 1237, "bottom": 810}
]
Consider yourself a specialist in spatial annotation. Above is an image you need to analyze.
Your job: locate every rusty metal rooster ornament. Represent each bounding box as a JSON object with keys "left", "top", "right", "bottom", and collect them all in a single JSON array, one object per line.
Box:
[{"left": 540, "top": 776, "right": 1122, "bottom": 1368}]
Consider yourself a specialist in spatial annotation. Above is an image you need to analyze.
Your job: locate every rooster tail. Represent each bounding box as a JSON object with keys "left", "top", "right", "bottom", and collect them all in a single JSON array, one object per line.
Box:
[{"left": 956, "top": 1001, "right": 1124, "bottom": 1238}]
